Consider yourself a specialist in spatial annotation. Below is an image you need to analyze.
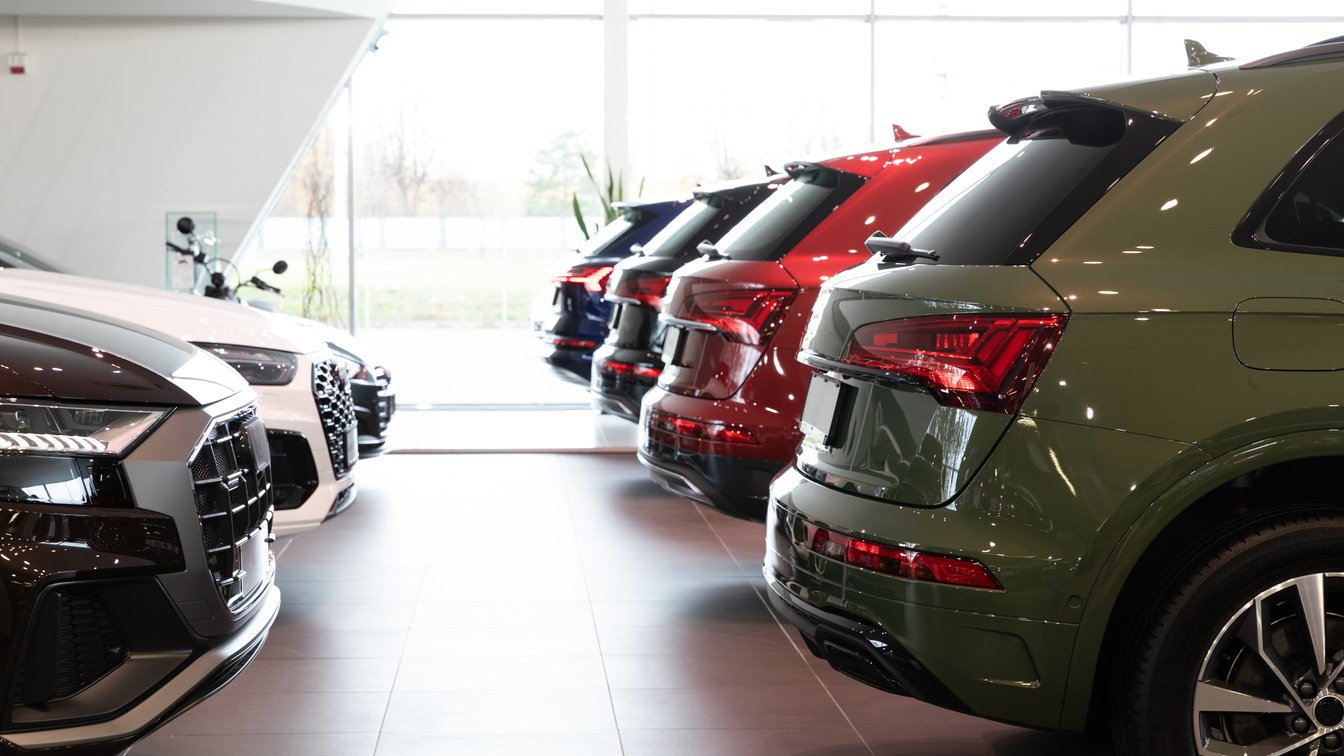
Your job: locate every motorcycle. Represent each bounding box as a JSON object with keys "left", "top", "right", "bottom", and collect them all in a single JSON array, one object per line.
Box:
[{"left": 166, "top": 216, "right": 288, "bottom": 304}]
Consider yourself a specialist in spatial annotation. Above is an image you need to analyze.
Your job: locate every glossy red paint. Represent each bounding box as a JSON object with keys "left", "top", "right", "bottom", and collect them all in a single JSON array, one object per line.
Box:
[{"left": 641, "top": 132, "right": 1002, "bottom": 509}]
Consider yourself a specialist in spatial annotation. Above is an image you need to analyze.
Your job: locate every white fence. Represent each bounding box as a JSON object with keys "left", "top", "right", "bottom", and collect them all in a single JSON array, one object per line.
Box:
[{"left": 256, "top": 215, "right": 590, "bottom": 253}]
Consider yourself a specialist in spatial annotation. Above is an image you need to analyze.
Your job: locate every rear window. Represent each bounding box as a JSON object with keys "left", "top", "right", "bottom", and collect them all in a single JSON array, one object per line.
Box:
[
  {"left": 1237, "top": 113, "right": 1344, "bottom": 255},
  {"left": 717, "top": 169, "right": 865, "bottom": 262},
  {"left": 892, "top": 103, "right": 1179, "bottom": 266},
  {"left": 639, "top": 201, "right": 718, "bottom": 259},
  {"left": 578, "top": 213, "right": 637, "bottom": 258}
]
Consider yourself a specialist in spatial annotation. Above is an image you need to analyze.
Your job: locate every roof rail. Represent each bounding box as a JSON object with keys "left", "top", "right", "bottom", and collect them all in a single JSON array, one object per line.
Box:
[{"left": 1241, "top": 39, "right": 1344, "bottom": 70}]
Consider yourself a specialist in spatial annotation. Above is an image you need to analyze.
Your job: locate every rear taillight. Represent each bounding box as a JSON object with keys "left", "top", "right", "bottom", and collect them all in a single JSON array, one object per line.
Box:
[
  {"left": 555, "top": 265, "right": 615, "bottom": 294},
  {"left": 609, "top": 271, "right": 671, "bottom": 311},
  {"left": 602, "top": 360, "right": 661, "bottom": 380},
  {"left": 545, "top": 336, "right": 598, "bottom": 349},
  {"left": 678, "top": 286, "right": 795, "bottom": 345},
  {"left": 840, "top": 313, "right": 1067, "bottom": 414},
  {"left": 807, "top": 525, "right": 1002, "bottom": 591},
  {"left": 645, "top": 407, "right": 760, "bottom": 445}
]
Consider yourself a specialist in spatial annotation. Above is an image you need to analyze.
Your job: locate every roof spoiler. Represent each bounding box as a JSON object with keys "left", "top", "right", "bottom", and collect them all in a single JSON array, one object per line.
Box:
[{"left": 1185, "top": 39, "right": 1233, "bottom": 68}]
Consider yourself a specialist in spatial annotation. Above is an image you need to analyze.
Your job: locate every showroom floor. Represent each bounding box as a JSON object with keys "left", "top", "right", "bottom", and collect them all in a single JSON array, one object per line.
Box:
[{"left": 134, "top": 453, "right": 1111, "bottom": 755}]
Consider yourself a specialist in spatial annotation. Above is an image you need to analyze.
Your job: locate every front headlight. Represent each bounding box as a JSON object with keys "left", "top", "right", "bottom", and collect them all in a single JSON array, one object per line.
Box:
[
  {"left": 195, "top": 344, "right": 299, "bottom": 386},
  {"left": 0, "top": 402, "right": 169, "bottom": 506}
]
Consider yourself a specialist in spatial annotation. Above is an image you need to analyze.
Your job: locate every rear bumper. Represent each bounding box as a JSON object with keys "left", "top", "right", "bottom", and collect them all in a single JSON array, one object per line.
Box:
[
  {"left": 590, "top": 345, "right": 661, "bottom": 422},
  {"left": 764, "top": 570, "right": 969, "bottom": 713},
  {"left": 544, "top": 346, "right": 595, "bottom": 384},
  {"left": 637, "top": 441, "right": 780, "bottom": 521}
]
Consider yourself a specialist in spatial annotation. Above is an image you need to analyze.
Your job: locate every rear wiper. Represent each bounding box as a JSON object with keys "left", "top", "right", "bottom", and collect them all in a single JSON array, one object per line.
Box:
[
  {"left": 696, "top": 239, "right": 725, "bottom": 260},
  {"left": 865, "top": 231, "right": 939, "bottom": 265}
]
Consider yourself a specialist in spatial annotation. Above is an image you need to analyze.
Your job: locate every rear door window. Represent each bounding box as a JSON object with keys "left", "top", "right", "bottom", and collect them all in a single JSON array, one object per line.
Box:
[{"left": 1244, "top": 120, "right": 1344, "bottom": 254}]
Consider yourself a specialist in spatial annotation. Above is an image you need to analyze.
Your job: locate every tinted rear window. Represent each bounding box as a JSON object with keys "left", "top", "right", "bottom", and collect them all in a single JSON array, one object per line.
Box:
[
  {"left": 578, "top": 214, "right": 636, "bottom": 258},
  {"left": 717, "top": 171, "right": 865, "bottom": 262},
  {"left": 639, "top": 201, "right": 718, "bottom": 258},
  {"left": 893, "top": 105, "right": 1178, "bottom": 266}
]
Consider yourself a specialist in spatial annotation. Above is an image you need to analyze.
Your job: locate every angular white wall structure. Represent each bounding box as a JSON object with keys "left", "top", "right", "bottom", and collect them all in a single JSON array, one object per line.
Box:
[{"left": 0, "top": 0, "right": 390, "bottom": 286}]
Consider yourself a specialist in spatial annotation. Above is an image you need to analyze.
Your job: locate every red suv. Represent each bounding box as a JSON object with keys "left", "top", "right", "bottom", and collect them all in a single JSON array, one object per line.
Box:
[{"left": 638, "top": 131, "right": 1001, "bottom": 520}]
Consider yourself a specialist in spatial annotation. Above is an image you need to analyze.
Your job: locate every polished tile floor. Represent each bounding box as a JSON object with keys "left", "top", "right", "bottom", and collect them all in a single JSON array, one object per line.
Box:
[{"left": 135, "top": 453, "right": 1112, "bottom": 755}]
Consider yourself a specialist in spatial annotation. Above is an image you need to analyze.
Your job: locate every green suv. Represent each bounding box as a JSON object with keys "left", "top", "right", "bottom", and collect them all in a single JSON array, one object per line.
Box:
[{"left": 766, "top": 39, "right": 1344, "bottom": 755}]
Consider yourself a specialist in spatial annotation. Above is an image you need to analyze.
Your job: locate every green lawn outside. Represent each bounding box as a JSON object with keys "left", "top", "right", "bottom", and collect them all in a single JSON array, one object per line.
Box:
[{"left": 249, "top": 247, "right": 569, "bottom": 328}]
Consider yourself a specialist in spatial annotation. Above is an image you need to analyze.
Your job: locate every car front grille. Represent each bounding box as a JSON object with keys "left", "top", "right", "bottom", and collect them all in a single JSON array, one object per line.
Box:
[
  {"left": 374, "top": 365, "right": 395, "bottom": 431},
  {"left": 190, "top": 407, "right": 272, "bottom": 610},
  {"left": 313, "top": 359, "right": 356, "bottom": 478},
  {"left": 14, "top": 587, "right": 127, "bottom": 706}
]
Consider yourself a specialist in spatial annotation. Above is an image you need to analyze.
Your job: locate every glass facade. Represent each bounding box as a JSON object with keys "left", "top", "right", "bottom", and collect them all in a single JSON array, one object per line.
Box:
[{"left": 245, "top": 1, "right": 1344, "bottom": 405}]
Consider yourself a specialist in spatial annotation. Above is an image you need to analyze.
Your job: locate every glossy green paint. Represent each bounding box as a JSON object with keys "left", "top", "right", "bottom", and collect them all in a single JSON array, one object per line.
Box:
[
  {"left": 1232, "top": 298, "right": 1344, "bottom": 370},
  {"left": 1024, "top": 61, "right": 1344, "bottom": 728},
  {"left": 1057, "top": 428, "right": 1344, "bottom": 730},
  {"left": 799, "top": 264, "right": 1065, "bottom": 506},
  {"left": 772, "top": 53, "right": 1344, "bottom": 732},
  {"left": 1052, "top": 67, "right": 1214, "bottom": 121},
  {"left": 770, "top": 410, "right": 1205, "bottom": 728}
]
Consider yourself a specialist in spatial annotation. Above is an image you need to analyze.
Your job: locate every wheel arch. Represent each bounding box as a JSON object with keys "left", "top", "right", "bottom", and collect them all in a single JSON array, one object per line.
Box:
[{"left": 1059, "top": 429, "right": 1344, "bottom": 732}]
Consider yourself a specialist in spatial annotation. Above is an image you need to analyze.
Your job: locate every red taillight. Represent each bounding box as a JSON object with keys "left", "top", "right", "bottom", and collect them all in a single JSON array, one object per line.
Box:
[
  {"left": 679, "top": 286, "right": 796, "bottom": 345},
  {"left": 645, "top": 407, "right": 760, "bottom": 445},
  {"left": 555, "top": 265, "right": 615, "bottom": 294},
  {"left": 841, "top": 313, "right": 1067, "bottom": 414},
  {"left": 603, "top": 360, "right": 661, "bottom": 380},
  {"left": 806, "top": 525, "right": 1002, "bottom": 591},
  {"left": 609, "top": 271, "right": 671, "bottom": 311},
  {"left": 545, "top": 336, "right": 598, "bottom": 349}
]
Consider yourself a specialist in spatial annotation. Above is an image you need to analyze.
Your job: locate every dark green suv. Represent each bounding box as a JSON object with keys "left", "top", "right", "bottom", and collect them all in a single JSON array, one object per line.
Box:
[{"left": 766, "top": 39, "right": 1344, "bottom": 755}]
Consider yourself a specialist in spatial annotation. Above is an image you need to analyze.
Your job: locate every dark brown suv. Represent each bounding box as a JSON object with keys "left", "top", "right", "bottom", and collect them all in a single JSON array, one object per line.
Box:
[{"left": 0, "top": 293, "right": 279, "bottom": 755}]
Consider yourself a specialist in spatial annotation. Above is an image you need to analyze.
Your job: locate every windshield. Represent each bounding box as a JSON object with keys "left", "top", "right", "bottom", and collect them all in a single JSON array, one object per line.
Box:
[
  {"left": 578, "top": 214, "right": 637, "bottom": 258},
  {"left": 717, "top": 172, "right": 864, "bottom": 262},
  {"left": 639, "top": 201, "right": 717, "bottom": 259}
]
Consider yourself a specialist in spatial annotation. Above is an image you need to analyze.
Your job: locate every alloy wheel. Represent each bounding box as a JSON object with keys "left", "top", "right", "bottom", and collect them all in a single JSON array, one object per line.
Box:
[{"left": 1195, "top": 573, "right": 1344, "bottom": 756}]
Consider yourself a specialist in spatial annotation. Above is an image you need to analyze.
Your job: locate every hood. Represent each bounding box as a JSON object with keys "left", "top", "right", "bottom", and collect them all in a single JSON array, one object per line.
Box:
[
  {"left": 0, "top": 269, "right": 325, "bottom": 355},
  {"left": 0, "top": 293, "right": 249, "bottom": 406},
  {"left": 268, "top": 312, "right": 385, "bottom": 369}
]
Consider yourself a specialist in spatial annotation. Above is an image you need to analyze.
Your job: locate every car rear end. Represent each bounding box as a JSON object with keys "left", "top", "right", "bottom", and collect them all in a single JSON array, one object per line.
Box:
[
  {"left": 593, "top": 175, "right": 782, "bottom": 420},
  {"left": 639, "top": 132, "right": 1000, "bottom": 520},
  {"left": 532, "top": 198, "right": 689, "bottom": 383},
  {"left": 766, "top": 74, "right": 1212, "bottom": 730},
  {"left": 0, "top": 296, "right": 280, "bottom": 754}
]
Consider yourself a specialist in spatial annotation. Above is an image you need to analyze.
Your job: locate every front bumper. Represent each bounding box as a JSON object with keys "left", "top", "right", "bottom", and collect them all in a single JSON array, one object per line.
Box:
[
  {"left": 255, "top": 356, "right": 357, "bottom": 537},
  {"left": 0, "top": 586, "right": 280, "bottom": 754},
  {"left": 351, "top": 371, "right": 395, "bottom": 458},
  {"left": 0, "top": 392, "right": 281, "bottom": 753}
]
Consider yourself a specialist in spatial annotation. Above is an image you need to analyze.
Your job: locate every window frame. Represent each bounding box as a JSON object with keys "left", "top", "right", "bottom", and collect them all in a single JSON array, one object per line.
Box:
[{"left": 1233, "top": 110, "right": 1344, "bottom": 258}]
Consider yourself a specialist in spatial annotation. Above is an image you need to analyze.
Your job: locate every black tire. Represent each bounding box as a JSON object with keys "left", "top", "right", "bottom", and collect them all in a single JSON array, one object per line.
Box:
[{"left": 1114, "top": 510, "right": 1344, "bottom": 756}]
